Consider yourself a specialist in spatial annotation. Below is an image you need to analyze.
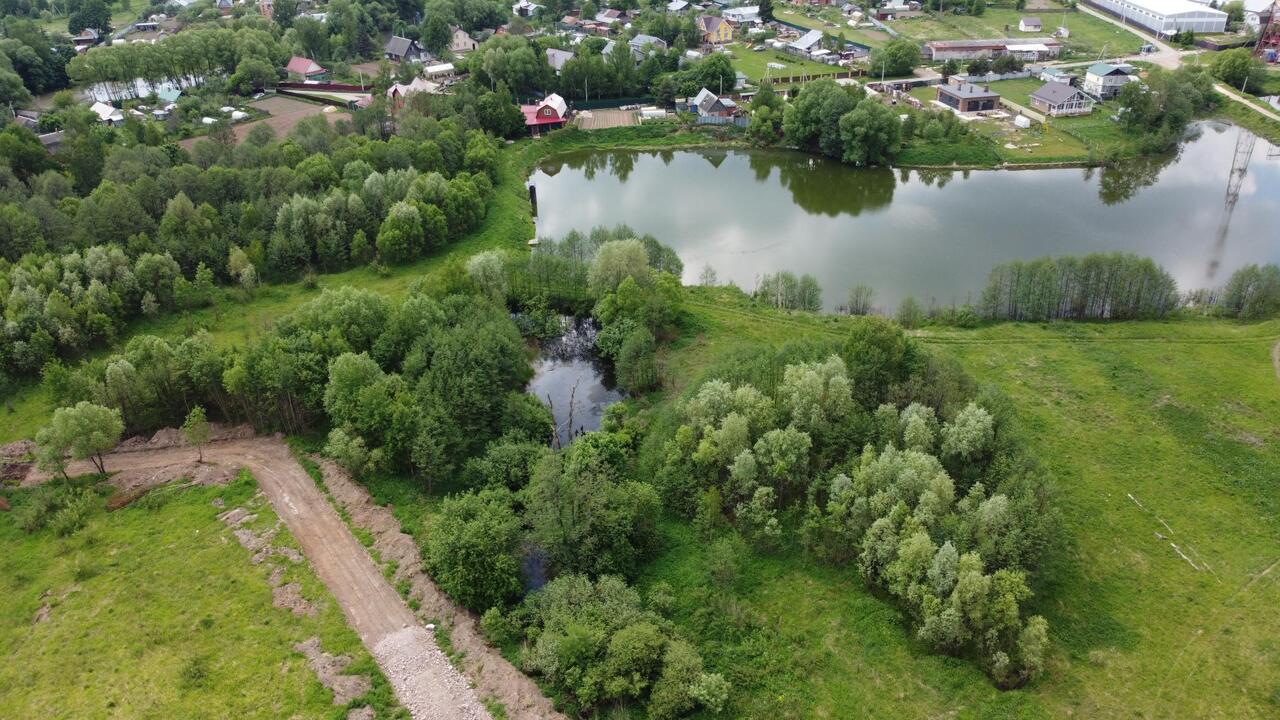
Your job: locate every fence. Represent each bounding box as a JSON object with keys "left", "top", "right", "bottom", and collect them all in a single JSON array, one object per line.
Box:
[
  {"left": 278, "top": 81, "right": 372, "bottom": 92},
  {"left": 695, "top": 115, "right": 750, "bottom": 127},
  {"left": 764, "top": 69, "right": 866, "bottom": 85}
]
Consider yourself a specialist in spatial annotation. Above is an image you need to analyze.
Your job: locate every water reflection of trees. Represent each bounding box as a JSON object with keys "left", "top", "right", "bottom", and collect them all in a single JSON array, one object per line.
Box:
[
  {"left": 748, "top": 152, "right": 895, "bottom": 217},
  {"left": 1093, "top": 151, "right": 1178, "bottom": 206},
  {"left": 543, "top": 149, "right": 897, "bottom": 218}
]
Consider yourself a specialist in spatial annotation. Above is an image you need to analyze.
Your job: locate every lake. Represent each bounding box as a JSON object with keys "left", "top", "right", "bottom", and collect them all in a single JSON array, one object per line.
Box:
[{"left": 529, "top": 123, "right": 1280, "bottom": 311}]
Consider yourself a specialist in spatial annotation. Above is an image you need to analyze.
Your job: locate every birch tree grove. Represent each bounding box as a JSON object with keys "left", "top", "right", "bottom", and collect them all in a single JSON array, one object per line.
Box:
[{"left": 979, "top": 253, "right": 1180, "bottom": 321}]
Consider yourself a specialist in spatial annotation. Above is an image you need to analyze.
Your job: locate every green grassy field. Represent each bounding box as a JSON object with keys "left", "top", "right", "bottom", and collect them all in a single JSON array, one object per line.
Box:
[
  {"left": 37, "top": 6, "right": 140, "bottom": 35},
  {"left": 890, "top": 8, "right": 1144, "bottom": 58},
  {"left": 637, "top": 290, "right": 1280, "bottom": 718},
  {"left": 0, "top": 471, "right": 402, "bottom": 719},
  {"left": 775, "top": 7, "right": 895, "bottom": 49},
  {"left": 727, "top": 44, "right": 845, "bottom": 82}
]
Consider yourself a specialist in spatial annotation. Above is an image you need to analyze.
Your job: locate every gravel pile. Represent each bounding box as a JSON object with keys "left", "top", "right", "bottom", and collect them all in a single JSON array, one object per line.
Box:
[{"left": 373, "top": 627, "right": 491, "bottom": 720}]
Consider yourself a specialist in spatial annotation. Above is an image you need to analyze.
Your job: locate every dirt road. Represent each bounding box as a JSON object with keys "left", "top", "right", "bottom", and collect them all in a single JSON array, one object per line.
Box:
[
  {"left": 1273, "top": 341, "right": 1280, "bottom": 383},
  {"left": 29, "top": 437, "right": 490, "bottom": 720}
]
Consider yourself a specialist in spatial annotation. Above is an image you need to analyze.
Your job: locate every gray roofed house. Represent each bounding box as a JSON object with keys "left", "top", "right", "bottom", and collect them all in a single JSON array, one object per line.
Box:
[
  {"left": 628, "top": 33, "right": 668, "bottom": 60},
  {"left": 788, "top": 29, "right": 824, "bottom": 54},
  {"left": 384, "top": 35, "right": 428, "bottom": 62},
  {"left": 1029, "top": 81, "right": 1094, "bottom": 116},
  {"left": 692, "top": 87, "right": 738, "bottom": 116},
  {"left": 936, "top": 82, "right": 1000, "bottom": 113},
  {"left": 546, "top": 48, "right": 575, "bottom": 74},
  {"left": 1018, "top": 16, "right": 1042, "bottom": 31}
]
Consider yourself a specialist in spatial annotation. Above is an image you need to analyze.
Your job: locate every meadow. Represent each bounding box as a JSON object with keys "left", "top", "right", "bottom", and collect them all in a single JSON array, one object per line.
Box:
[
  {"left": 890, "top": 8, "right": 1145, "bottom": 58},
  {"left": 0, "top": 471, "right": 402, "bottom": 719}
]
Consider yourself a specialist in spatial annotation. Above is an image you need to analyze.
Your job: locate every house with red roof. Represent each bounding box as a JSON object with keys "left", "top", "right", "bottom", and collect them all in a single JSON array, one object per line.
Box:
[
  {"left": 285, "top": 56, "right": 328, "bottom": 81},
  {"left": 520, "top": 93, "right": 569, "bottom": 135}
]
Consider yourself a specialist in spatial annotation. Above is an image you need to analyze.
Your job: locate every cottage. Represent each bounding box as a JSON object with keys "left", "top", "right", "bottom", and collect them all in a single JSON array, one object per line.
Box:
[
  {"left": 512, "top": 0, "right": 543, "bottom": 17},
  {"left": 387, "top": 76, "right": 443, "bottom": 110},
  {"left": 521, "top": 93, "right": 569, "bottom": 134},
  {"left": 696, "top": 15, "right": 734, "bottom": 45},
  {"left": 936, "top": 83, "right": 1000, "bottom": 114},
  {"left": 546, "top": 48, "right": 575, "bottom": 75},
  {"left": 285, "top": 55, "right": 328, "bottom": 80},
  {"left": 667, "top": 0, "right": 690, "bottom": 13},
  {"left": 72, "top": 28, "right": 100, "bottom": 51},
  {"left": 692, "top": 87, "right": 738, "bottom": 116},
  {"left": 216, "top": 0, "right": 233, "bottom": 15},
  {"left": 1038, "top": 66, "right": 1074, "bottom": 84},
  {"left": 89, "top": 101, "right": 124, "bottom": 125},
  {"left": 448, "top": 27, "right": 478, "bottom": 54},
  {"left": 1029, "top": 82, "right": 1094, "bottom": 116},
  {"left": 1018, "top": 16, "right": 1042, "bottom": 31},
  {"left": 629, "top": 33, "right": 669, "bottom": 60},
  {"left": 1082, "top": 62, "right": 1134, "bottom": 99},
  {"left": 595, "top": 8, "right": 625, "bottom": 23},
  {"left": 384, "top": 35, "right": 428, "bottom": 63},
  {"left": 723, "top": 5, "right": 761, "bottom": 23},
  {"left": 788, "top": 29, "right": 824, "bottom": 56}
]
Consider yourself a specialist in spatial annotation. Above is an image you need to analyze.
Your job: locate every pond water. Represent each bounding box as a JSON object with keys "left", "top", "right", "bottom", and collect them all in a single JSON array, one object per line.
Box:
[
  {"left": 526, "top": 317, "right": 623, "bottom": 448},
  {"left": 529, "top": 123, "right": 1280, "bottom": 311}
]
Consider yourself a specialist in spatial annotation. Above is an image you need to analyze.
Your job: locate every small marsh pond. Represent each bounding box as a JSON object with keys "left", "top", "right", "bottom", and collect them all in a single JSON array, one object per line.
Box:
[
  {"left": 530, "top": 123, "right": 1280, "bottom": 310},
  {"left": 527, "top": 317, "right": 623, "bottom": 448}
]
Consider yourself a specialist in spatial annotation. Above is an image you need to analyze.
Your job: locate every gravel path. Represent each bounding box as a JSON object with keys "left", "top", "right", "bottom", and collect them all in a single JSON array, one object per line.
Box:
[{"left": 27, "top": 436, "right": 490, "bottom": 720}]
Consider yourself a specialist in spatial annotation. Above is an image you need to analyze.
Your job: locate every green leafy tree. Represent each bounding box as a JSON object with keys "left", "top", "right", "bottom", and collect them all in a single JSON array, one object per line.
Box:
[
  {"left": 869, "top": 39, "right": 919, "bottom": 77},
  {"left": 838, "top": 99, "right": 902, "bottom": 166},
  {"left": 425, "top": 487, "right": 524, "bottom": 611},
  {"left": 182, "top": 405, "right": 211, "bottom": 461},
  {"left": 36, "top": 401, "right": 123, "bottom": 477}
]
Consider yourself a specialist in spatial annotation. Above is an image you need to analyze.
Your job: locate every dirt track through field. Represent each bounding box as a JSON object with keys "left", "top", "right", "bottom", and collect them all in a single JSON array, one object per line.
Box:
[
  {"left": 27, "top": 437, "right": 490, "bottom": 720},
  {"left": 1273, "top": 341, "right": 1280, "bottom": 383}
]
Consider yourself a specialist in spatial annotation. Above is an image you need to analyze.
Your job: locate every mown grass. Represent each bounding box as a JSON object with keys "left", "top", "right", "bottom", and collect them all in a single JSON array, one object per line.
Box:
[
  {"left": 726, "top": 44, "right": 845, "bottom": 83},
  {"left": 0, "top": 471, "right": 404, "bottom": 719}
]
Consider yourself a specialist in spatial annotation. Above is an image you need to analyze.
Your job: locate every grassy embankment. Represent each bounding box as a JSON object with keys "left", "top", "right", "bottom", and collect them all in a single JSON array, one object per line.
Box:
[
  {"left": 0, "top": 471, "right": 403, "bottom": 719},
  {"left": 274, "top": 289, "right": 1280, "bottom": 718}
]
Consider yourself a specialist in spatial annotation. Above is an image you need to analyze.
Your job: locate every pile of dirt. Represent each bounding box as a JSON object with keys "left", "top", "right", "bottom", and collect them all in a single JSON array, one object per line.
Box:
[
  {"left": 315, "top": 457, "right": 564, "bottom": 720},
  {"left": 0, "top": 440, "right": 34, "bottom": 460},
  {"left": 294, "top": 637, "right": 372, "bottom": 705},
  {"left": 110, "top": 461, "right": 237, "bottom": 496},
  {"left": 273, "top": 582, "right": 318, "bottom": 617},
  {"left": 114, "top": 423, "right": 256, "bottom": 454},
  {"left": 0, "top": 496, "right": 9, "bottom": 512}
]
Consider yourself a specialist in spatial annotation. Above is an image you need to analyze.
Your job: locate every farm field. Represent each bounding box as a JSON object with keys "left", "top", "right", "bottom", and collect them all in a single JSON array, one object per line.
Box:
[
  {"left": 889, "top": 8, "right": 1145, "bottom": 57},
  {"left": 177, "top": 95, "right": 350, "bottom": 151},
  {"left": 0, "top": 472, "right": 400, "bottom": 719}
]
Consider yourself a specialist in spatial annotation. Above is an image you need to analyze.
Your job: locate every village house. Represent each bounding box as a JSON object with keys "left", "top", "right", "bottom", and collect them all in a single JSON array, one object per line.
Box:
[
  {"left": 216, "top": 0, "right": 233, "bottom": 15},
  {"left": 629, "top": 33, "right": 669, "bottom": 60},
  {"left": 72, "top": 28, "right": 100, "bottom": 52},
  {"left": 1038, "top": 66, "right": 1074, "bottom": 84},
  {"left": 546, "top": 48, "right": 575, "bottom": 75},
  {"left": 1082, "top": 62, "right": 1134, "bottom": 99},
  {"left": 285, "top": 55, "right": 328, "bottom": 80},
  {"left": 512, "top": 0, "right": 543, "bottom": 17},
  {"left": 449, "top": 26, "right": 479, "bottom": 54},
  {"left": 424, "top": 62, "right": 456, "bottom": 80},
  {"left": 723, "top": 5, "right": 761, "bottom": 23},
  {"left": 936, "top": 83, "right": 1000, "bottom": 114},
  {"left": 667, "top": 0, "right": 691, "bottom": 13},
  {"left": 387, "top": 76, "right": 443, "bottom": 111},
  {"left": 89, "top": 101, "right": 124, "bottom": 126},
  {"left": 788, "top": 29, "right": 825, "bottom": 57},
  {"left": 692, "top": 87, "right": 738, "bottom": 117},
  {"left": 1029, "top": 81, "right": 1094, "bottom": 116},
  {"left": 384, "top": 35, "right": 429, "bottom": 63},
  {"left": 596, "top": 8, "right": 625, "bottom": 23},
  {"left": 520, "top": 93, "right": 569, "bottom": 135},
  {"left": 1018, "top": 16, "right": 1042, "bottom": 31},
  {"left": 696, "top": 15, "right": 735, "bottom": 45}
]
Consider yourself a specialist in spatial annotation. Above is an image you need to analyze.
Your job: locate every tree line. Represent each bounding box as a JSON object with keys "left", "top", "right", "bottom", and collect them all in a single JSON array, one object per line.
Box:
[{"left": 0, "top": 108, "right": 503, "bottom": 392}]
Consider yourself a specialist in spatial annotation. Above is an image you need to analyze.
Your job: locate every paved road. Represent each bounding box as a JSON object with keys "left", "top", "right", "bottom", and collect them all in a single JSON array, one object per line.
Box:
[{"left": 34, "top": 437, "right": 490, "bottom": 720}]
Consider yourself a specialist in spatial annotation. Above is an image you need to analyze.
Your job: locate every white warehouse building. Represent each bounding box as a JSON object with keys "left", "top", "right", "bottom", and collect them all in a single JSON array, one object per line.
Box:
[{"left": 1087, "top": 0, "right": 1227, "bottom": 34}]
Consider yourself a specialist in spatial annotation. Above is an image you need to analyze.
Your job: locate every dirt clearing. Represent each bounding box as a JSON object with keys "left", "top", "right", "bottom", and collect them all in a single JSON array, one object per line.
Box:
[
  {"left": 177, "top": 95, "right": 350, "bottom": 150},
  {"left": 28, "top": 436, "right": 491, "bottom": 720},
  {"left": 575, "top": 108, "right": 639, "bottom": 130}
]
